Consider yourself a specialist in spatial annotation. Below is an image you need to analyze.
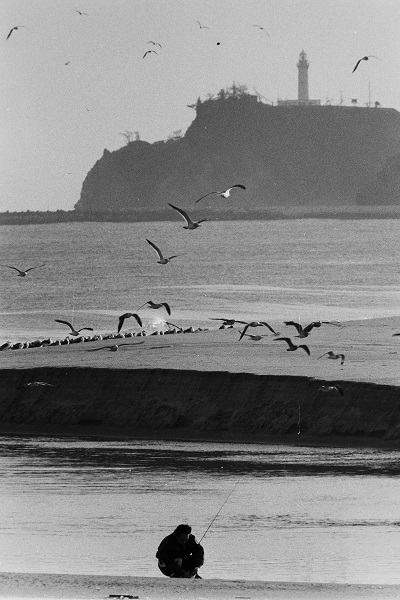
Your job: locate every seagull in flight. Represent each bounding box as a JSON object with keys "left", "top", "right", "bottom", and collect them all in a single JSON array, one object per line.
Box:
[
  {"left": 168, "top": 203, "right": 208, "bottom": 229},
  {"left": 284, "top": 320, "right": 340, "bottom": 338},
  {"left": 318, "top": 351, "right": 345, "bottom": 365},
  {"left": 6, "top": 25, "right": 28, "bottom": 40},
  {"left": 88, "top": 341, "right": 145, "bottom": 352},
  {"left": 136, "top": 300, "right": 171, "bottom": 316},
  {"left": 239, "top": 321, "right": 279, "bottom": 341},
  {"left": 239, "top": 331, "right": 271, "bottom": 341},
  {"left": 54, "top": 319, "right": 93, "bottom": 336},
  {"left": 352, "top": 55, "right": 379, "bottom": 73},
  {"left": 196, "top": 20, "right": 210, "bottom": 29},
  {"left": 147, "top": 40, "right": 162, "bottom": 48},
  {"left": 274, "top": 337, "right": 310, "bottom": 355},
  {"left": 317, "top": 385, "right": 344, "bottom": 396},
  {"left": 117, "top": 313, "right": 143, "bottom": 334},
  {"left": 165, "top": 321, "right": 184, "bottom": 332},
  {"left": 3, "top": 264, "right": 46, "bottom": 277},
  {"left": 74, "top": 9, "right": 88, "bottom": 16},
  {"left": 143, "top": 50, "right": 158, "bottom": 59},
  {"left": 210, "top": 318, "right": 246, "bottom": 326},
  {"left": 196, "top": 184, "right": 246, "bottom": 203},
  {"left": 146, "top": 239, "right": 177, "bottom": 264},
  {"left": 252, "top": 24, "right": 270, "bottom": 37}
]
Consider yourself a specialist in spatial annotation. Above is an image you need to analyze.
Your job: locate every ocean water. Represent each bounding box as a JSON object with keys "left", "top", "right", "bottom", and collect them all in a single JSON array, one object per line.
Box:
[
  {"left": 0, "top": 436, "right": 399, "bottom": 584},
  {"left": 1, "top": 219, "right": 399, "bottom": 344}
]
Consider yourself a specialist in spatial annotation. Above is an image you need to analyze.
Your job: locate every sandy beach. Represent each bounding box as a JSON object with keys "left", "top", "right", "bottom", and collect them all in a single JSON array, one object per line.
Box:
[
  {"left": 0, "top": 316, "right": 399, "bottom": 445},
  {"left": 1, "top": 572, "right": 400, "bottom": 600}
]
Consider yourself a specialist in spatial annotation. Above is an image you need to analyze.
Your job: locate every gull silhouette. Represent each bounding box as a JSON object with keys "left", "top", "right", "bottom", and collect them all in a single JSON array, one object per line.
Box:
[
  {"left": 54, "top": 319, "right": 93, "bottom": 336},
  {"left": 3, "top": 264, "right": 46, "bottom": 277},
  {"left": 168, "top": 203, "right": 208, "bottom": 229},
  {"left": 210, "top": 318, "right": 247, "bottom": 326},
  {"left": 6, "top": 25, "right": 28, "bottom": 40},
  {"left": 196, "top": 184, "right": 246, "bottom": 203},
  {"left": 147, "top": 40, "right": 162, "bottom": 48},
  {"left": 238, "top": 331, "right": 270, "bottom": 341},
  {"left": 317, "top": 385, "right": 344, "bottom": 396},
  {"left": 143, "top": 50, "right": 158, "bottom": 59},
  {"left": 284, "top": 320, "right": 340, "bottom": 338},
  {"left": 352, "top": 55, "right": 379, "bottom": 73},
  {"left": 239, "top": 321, "right": 278, "bottom": 341},
  {"left": 88, "top": 341, "right": 145, "bottom": 352},
  {"left": 196, "top": 20, "right": 210, "bottom": 29},
  {"left": 274, "top": 337, "right": 310, "bottom": 355},
  {"left": 252, "top": 24, "right": 270, "bottom": 37},
  {"left": 18, "top": 381, "right": 55, "bottom": 388},
  {"left": 146, "top": 239, "right": 177, "bottom": 264},
  {"left": 318, "top": 351, "right": 345, "bottom": 365},
  {"left": 74, "top": 9, "right": 88, "bottom": 16},
  {"left": 117, "top": 313, "right": 143, "bottom": 334},
  {"left": 136, "top": 300, "right": 171, "bottom": 316}
]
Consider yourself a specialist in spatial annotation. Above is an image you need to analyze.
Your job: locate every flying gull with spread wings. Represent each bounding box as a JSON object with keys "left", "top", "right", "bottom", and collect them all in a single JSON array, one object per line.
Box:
[
  {"left": 54, "top": 319, "right": 93, "bottom": 336},
  {"left": 6, "top": 25, "right": 29, "bottom": 40},
  {"left": 284, "top": 320, "right": 341, "bottom": 338},
  {"left": 3, "top": 264, "right": 45, "bottom": 277},
  {"left": 318, "top": 351, "right": 345, "bottom": 365},
  {"left": 196, "top": 184, "right": 246, "bottom": 203},
  {"left": 239, "top": 321, "right": 279, "bottom": 341},
  {"left": 146, "top": 239, "right": 177, "bottom": 264},
  {"left": 352, "top": 55, "right": 379, "bottom": 73},
  {"left": 117, "top": 313, "right": 143, "bottom": 334},
  {"left": 136, "top": 300, "right": 171, "bottom": 316},
  {"left": 274, "top": 337, "right": 310, "bottom": 355},
  {"left": 168, "top": 203, "right": 208, "bottom": 229}
]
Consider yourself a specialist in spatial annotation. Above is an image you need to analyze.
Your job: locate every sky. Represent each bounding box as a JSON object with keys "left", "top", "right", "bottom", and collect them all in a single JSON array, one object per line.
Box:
[{"left": 1, "top": 0, "right": 400, "bottom": 212}]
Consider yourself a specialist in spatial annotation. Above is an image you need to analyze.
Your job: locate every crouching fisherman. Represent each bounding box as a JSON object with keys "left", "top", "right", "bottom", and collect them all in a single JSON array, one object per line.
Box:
[{"left": 156, "top": 523, "right": 204, "bottom": 578}]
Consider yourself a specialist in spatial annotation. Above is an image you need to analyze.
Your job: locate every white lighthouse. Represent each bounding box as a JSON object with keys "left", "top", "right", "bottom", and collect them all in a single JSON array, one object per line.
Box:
[
  {"left": 297, "top": 50, "right": 309, "bottom": 101},
  {"left": 278, "top": 51, "right": 320, "bottom": 106}
]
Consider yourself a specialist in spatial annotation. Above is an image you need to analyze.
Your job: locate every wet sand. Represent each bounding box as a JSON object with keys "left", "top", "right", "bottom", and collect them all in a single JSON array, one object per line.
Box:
[{"left": 1, "top": 572, "right": 400, "bottom": 600}]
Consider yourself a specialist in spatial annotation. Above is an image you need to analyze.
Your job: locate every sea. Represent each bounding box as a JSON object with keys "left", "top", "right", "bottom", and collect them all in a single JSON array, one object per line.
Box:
[
  {"left": 0, "top": 219, "right": 400, "bottom": 343},
  {"left": 0, "top": 219, "right": 400, "bottom": 584}
]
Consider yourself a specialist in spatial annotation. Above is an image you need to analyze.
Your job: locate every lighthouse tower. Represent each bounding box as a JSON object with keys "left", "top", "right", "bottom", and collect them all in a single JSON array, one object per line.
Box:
[
  {"left": 277, "top": 51, "right": 320, "bottom": 106},
  {"left": 297, "top": 50, "right": 309, "bottom": 101}
]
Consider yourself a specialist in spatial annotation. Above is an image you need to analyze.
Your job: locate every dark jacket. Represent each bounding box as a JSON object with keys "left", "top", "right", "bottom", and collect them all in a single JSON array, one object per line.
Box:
[{"left": 156, "top": 533, "right": 204, "bottom": 571}]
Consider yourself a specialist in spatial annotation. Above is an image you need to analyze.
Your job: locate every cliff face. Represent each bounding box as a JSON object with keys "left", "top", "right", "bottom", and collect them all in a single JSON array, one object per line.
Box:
[
  {"left": 1, "top": 368, "right": 400, "bottom": 443},
  {"left": 356, "top": 146, "right": 400, "bottom": 205},
  {"left": 75, "top": 98, "right": 400, "bottom": 212}
]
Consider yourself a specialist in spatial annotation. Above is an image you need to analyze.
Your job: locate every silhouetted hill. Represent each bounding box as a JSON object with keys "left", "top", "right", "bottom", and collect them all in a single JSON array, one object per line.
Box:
[
  {"left": 72, "top": 95, "right": 400, "bottom": 213},
  {"left": 356, "top": 145, "right": 400, "bottom": 205}
]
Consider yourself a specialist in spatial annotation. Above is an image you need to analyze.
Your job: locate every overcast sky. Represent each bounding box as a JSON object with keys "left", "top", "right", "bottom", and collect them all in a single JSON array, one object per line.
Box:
[{"left": 2, "top": 0, "right": 400, "bottom": 212}]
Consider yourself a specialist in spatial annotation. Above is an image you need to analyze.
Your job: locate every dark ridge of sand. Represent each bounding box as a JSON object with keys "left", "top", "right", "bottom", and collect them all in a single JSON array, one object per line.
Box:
[
  {"left": 0, "top": 317, "right": 399, "bottom": 446},
  {"left": 1, "top": 572, "right": 400, "bottom": 600}
]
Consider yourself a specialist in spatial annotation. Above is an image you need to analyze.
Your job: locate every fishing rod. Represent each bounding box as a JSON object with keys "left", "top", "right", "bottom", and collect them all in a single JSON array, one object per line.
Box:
[{"left": 198, "top": 478, "right": 240, "bottom": 543}]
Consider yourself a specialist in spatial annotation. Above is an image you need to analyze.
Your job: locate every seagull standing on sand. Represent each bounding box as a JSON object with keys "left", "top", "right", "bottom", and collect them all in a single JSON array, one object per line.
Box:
[
  {"left": 3, "top": 264, "right": 46, "bottom": 277},
  {"left": 352, "top": 55, "right": 379, "bottom": 73},
  {"left": 274, "top": 337, "right": 310, "bottom": 355},
  {"left": 196, "top": 184, "right": 246, "bottom": 203},
  {"left": 136, "top": 300, "right": 171, "bottom": 316},
  {"left": 168, "top": 203, "right": 208, "bottom": 229},
  {"left": 117, "top": 313, "right": 143, "bottom": 334},
  {"left": 6, "top": 26, "right": 28, "bottom": 40},
  {"left": 54, "top": 319, "right": 94, "bottom": 336},
  {"left": 239, "top": 321, "right": 278, "bottom": 341},
  {"left": 318, "top": 351, "right": 345, "bottom": 365},
  {"left": 146, "top": 239, "right": 177, "bottom": 264},
  {"left": 317, "top": 385, "right": 344, "bottom": 396}
]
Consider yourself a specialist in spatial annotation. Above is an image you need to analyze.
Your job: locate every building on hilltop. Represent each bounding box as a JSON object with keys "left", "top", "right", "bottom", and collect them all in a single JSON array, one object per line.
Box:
[{"left": 278, "top": 50, "right": 321, "bottom": 106}]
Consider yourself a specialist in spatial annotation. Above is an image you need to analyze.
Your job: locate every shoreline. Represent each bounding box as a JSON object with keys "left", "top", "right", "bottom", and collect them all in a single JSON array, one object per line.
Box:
[
  {"left": 1, "top": 316, "right": 399, "bottom": 447},
  {"left": 1, "top": 572, "right": 400, "bottom": 600}
]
